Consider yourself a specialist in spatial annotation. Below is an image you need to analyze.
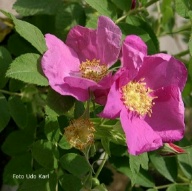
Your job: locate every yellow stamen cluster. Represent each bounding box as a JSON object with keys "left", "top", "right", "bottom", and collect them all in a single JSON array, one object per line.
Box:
[
  {"left": 79, "top": 59, "right": 108, "bottom": 82},
  {"left": 121, "top": 79, "right": 156, "bottom": 117},
  {"left": 64, "top": 118, "right": 95, "bottom": 150}
]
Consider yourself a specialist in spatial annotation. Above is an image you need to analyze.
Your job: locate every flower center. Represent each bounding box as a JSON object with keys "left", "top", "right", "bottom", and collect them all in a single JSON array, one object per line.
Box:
[
  {"left": 121, "top": 79, "right": 156, "bottom": 116},
  {"left": 64, "top": 118, "right": 95, "bottom": 150},
  {"left": 79, "top": 59, "right": 108, "bottom": 82}
]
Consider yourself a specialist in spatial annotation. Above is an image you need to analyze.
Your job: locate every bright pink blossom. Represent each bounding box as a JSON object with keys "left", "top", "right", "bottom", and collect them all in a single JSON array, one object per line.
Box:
[
  {"left": 41, "top": 16, "right": 121, "bottom": 102},
  {"left": 100, "top": 35, "right": 187, "bottom": 155}
]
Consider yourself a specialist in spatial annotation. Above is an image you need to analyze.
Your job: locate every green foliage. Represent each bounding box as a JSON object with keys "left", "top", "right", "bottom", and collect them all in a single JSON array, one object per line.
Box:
[
  {"left": 175, "top": 0, "right": 192, "bottom": 18},
  {"left": 13, "top": 0, "right": 62, "bottom": 16},
  {"left": 31, "top": 140, "right": 59, "bottom": 169},
  {"left": 0, "top": 93, "right": 10, "bottom": 132},
  {"left": 149, "top": 152, "right": 178, "bottom": 182},
  {"left": 84, "top": 0, "right": 117, "bottom": 19},
  {"left": 0, "top": 47, "right": 12, "bottom": 88},
  {"left": 60, "top": 153, "right": 90, "bottom": 177},
  {"left": 6, "top": 53, "right": 48, "bottom": 86}
]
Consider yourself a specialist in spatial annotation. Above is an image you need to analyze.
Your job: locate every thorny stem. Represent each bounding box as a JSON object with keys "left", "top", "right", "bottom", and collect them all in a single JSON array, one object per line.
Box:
[
  {"left": 0, "top": 89, "right": 23, "bottom": 97},
  {"left": 94, "top": 152, "right": 108, "bottom": 179},
  {"left": 174, "top": 50, "right": 189, "bottom": 58}
]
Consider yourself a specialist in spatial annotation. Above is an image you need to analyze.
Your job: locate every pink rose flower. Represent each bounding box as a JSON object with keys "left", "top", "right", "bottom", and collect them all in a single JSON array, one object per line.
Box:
[
  {"left": 100, "top": 35, "right": 187, "bottom": 155},
  {"left": 41, "top": 16, "right": 122, "bottom": 102}
]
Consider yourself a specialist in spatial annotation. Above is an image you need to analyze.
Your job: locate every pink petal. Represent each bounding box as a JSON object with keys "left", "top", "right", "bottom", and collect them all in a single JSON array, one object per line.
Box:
[
  {"left": 64, "top": 76, "right": 97, "bottom": 89},
  {"left": 55, "top": 83, "right": 89, "bottom": 101},
  {"left": 145, "top": 86, "right": 185, "bottom": 142},
  {"left": 99, "top": 80, "right": 124, "bottom": 119},
  {"left": 66, "top": 26, "right": 98, "bottom": 62},
  {"left": 97, "top": 16, "right": 122, "bottom": 67},
  {"left": 120, "top": 109, "right": 163, "bottom": 155},
  {"left": 136, "top": 53, "right": 187, "bottom": 91},
  {"left": 121, "top": 35, "right": 147, "bottom": 74},
  {"left": 41, "top": 34, "right": 80, "bottom": 93}
]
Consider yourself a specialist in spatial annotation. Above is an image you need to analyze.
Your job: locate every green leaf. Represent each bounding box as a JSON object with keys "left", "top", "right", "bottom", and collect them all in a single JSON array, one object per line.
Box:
[
  {"left": 175, "top": 0, "right": 192, "bottom": 18},
  {"left": 149, "top": 152, "right": 177, "bottom": 182},
  {"left": 58, "top": 136, "right": 72, "bottom": 150},
  {"left": 0, "top": 47, "right": 12, "bottom": 88},
  {"left": 166, "top": 184, "right": 190, "bottom": 191},
  {"left": 59, "top": 173, "right": 82, "bottom": 191},
  {"left": 189, "top": 32, "right": 192, "bottom": 57},
  {"left": 44, "top": 118, "right": 60, "bottom": 143},
  {"left": 1, "top": 130, "right": 33, "bottom": 156},
  {"left": 60, "top": 153, "right": 90, "bottom": 177},
  {"left": 3, "top": 154, "right": 32, "bottom": 185},
  {"left": 84, "top": 0, "right": 117, "bottom": 19},
  {"left": 111, "top": 0, "right": 131, "bottom": 11},
  {"left": 55, "top": 3, "right": 85, "bottom": 40},
  {"left": 125, "top": 16, "right": 159, "bottom": 54},
  {"left": 8, "top": 96, "right": 27, "bottom": 129},
  {"left": 31, "top": 140, "right": 59, "bottom": 169},
  {"left": 18, "top": 169, "right": 57, "bottom": 191},
  {"left": 177, "top": 146, "right": 192, "bottom": 179},
  {"left": 6, "top": 53, "right": 48, "bottom": 86},
  {"left": 8, "top": 34, "right": 38, "bottom": 57},
  {"left": 101, "top": 138, "right": 111, "bottom": 156},
  {"left": 1, "top": 11, "right": 47, "bottom": 54},
  {"left": 74, "top": 101, "right": 85, "bottom": 118},
  {"left": 0, "top": 93, "right": 10, "bottom": 132},
  {"left": 110, "top": 156, "right": 155, "bottom": 187},
  {"left": 46, "top": 89, "right": 75, "bottom": 115},
  {"left": 129, "top": 153, "right": 148, "bottom": 185},
  {"left": 13, "top": 0, "right": 62, "bottom": 16}
]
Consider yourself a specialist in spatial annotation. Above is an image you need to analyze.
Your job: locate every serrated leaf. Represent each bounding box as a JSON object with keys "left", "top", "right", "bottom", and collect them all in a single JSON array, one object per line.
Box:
[
  {"left": 1, "top": 130, "right": 33, "bottom": 156},
  {"left": 110, "top": 156, "right": 155, "bottom": 187},
  {"left": 18, "top": 169, "right": 57, "bottom": 191},
  {"left": 149, "top": 152, "right": 177, "bottom": 182},
  {"left": 0, "top": 93, "right": 10, "bottom": 132},
  {"left": 31, "top": 140, "right": 59, "bottom": 169},
  {"left": 6, "top": 53, "right": 48, "bottom": 86},
  {"left": 0, "top": 11, "right": 47, "bottom": 54},
  {"left": 46, "top": 89, "right": 75, "bottom": 115},
  {"left": 55, "top": 3, "right": 85, "bottom": 40},
  {"left": 84, "top": 0, "right": 117, "bottom": 19},
  {"left": 59, "top": 173, "right": 82, "bottom": 191},
  {"left": 60, "top": 153, "right": 90, "bottom": 177},
  {"left": 0, "top": 47, "right": 12, "bottom": 88},
  {"left": 175, "top": 0, "right": 192, "bottom": 18},
  {"left": 177, "top": 146, "right": 192, "bottom": 179},
  {"left": 13, "top": 0, "right": 62, "bottom": 16},
  {"left": 3, "top": 154, "right": 32, "bottom": 185},
  {"left": 8, "top": 96, "right": 27, "bottom": 129}
]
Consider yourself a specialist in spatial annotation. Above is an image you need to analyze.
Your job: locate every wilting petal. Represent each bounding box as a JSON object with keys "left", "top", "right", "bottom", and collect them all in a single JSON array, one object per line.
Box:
[
  {"left": 97, "top": 16, "right": 122, "bottom": 67},
  {"left": 120, "top": 109, "right": 163, "bottom": 155},
  {"left": 136, "top": 53, "right": 187, "bottom": 91},
  {"left": 99, "top": 81, "right": 124, "bottom": 119},
  {"left": 145, "top": 86, "right": 185, "bottom": 142},
  {"left": 121, "top": 35, "right": 147, "bottom": 74},
  {"left": 66, "top": 26, "right": 98, "bottom": 62}
]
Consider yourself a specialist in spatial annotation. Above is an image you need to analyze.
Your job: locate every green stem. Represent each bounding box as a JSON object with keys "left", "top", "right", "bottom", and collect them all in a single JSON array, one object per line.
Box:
[
  {"left": 115, "top": 0, "right": 160, "bottom": 24},
  {"left": 94, "top": 152, "right": 108, "bottom": 179},
  {"left": 0, "top": 89, "right": 23, "bottom": 97},
  {"left": 155, "top": 182, "right": 192, "bottom": 190},
  {"left": 173, "top": 50, "right": 189, "bottom": 58}
]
